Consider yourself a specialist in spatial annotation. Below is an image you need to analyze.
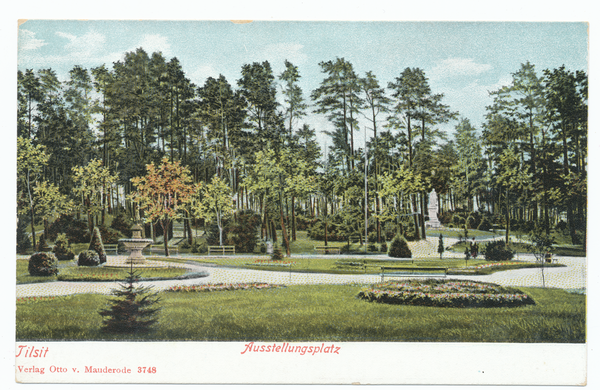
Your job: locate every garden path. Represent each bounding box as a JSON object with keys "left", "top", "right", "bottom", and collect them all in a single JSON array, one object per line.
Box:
[{"left": 16, "top": 255, "right": 585, "bottom": 298}]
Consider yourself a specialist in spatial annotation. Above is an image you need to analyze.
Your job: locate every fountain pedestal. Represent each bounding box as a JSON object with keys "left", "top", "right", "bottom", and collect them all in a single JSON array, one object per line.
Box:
[{"left": 119, "top": 224, "right": 153, "bottom": 265}]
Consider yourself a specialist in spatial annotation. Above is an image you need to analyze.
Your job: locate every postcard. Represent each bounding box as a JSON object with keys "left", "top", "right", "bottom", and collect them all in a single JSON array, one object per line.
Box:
[{"left": 9, "top": 5, "right": 594, "bottom": 387}]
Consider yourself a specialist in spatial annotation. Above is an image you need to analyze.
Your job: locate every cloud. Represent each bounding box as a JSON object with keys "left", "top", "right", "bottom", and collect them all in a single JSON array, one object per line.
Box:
[
  {"left": 56, "top": 30, "right": 106, "bottom": 59},
  {"left": 189, "top": 65, "right": 220, "bottom": 86},
  {"left": 436, "top": 74, "right": 513, "bottom": 132},
  {"left": 18, "top": 29, "right": 47, "bottom": 51},
  {"left": 429, "top": 58, "right": 492, "bottom": 81},
  {"left": 136, "top": 34, "right": 171, "bottom": 56},
  {"left": 252, "top": 43, "right": 308, "bottom": 66}
]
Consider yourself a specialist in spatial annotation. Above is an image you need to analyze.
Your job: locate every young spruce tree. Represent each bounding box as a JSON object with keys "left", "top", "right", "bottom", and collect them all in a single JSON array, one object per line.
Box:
[{"left": 99, "top": 267, "right": 161, "bottom": 334}]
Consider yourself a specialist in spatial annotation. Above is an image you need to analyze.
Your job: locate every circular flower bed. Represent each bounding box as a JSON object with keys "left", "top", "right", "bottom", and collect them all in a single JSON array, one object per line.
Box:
[{"left": 357, "top": 279, "right": 535, "bottom": 308}]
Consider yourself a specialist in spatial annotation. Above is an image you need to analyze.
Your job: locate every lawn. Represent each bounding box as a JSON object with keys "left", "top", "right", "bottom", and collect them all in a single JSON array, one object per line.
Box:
[
  {"left": 16, "top": 284, "right": 585, "bottom": 342},
  {"left": 16, "top": 259, "right": 190, "bottom": 284}
]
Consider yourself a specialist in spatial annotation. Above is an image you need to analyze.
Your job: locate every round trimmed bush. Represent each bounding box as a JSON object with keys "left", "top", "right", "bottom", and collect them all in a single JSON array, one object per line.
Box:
[
  {"left": 28, "top": 252, "right": 59, "bottom": 276},
  {"left": 78, "top": 250, "right": 100, "bottom": 267},
  {"left": 53, "top": 233, "right": 75, "bottom": 260},
  {"left": 483, "top": 240, "right": 514, "bottom": 261},
  {"left": 388, "top": 235, "right": 412, "bottom": 258}
]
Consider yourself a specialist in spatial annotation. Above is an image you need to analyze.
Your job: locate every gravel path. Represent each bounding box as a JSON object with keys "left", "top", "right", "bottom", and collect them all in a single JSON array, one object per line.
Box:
[{"left": 16, "top": 254, "right": 586, "bottom": 298}]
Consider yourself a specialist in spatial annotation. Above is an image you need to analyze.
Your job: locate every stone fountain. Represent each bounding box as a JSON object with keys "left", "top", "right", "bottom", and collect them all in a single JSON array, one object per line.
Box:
[{"left": 119, "top": 223, "right": 153, "bottom": 265}]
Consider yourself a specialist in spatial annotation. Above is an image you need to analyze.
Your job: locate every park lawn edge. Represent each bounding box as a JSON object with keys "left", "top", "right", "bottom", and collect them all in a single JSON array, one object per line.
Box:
[{"left": 16, "top": 283, "right": 585, "bottom": 343}]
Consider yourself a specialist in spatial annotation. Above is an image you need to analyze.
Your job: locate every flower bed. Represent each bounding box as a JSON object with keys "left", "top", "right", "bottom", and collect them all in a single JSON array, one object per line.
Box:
[
  {"left": 357, "top": 279, "right": 535, "bottom": 308},
  {"left": 247, "top": 260, "right": 297, "bottom": 267},
  {"left": 166, "top": 282, "right": 283, "bottom": 293}
]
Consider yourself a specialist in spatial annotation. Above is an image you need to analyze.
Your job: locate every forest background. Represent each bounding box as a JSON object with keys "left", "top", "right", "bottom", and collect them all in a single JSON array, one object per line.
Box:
[{"left": 13, "top": 20, "right": 588, "bottom": 258}]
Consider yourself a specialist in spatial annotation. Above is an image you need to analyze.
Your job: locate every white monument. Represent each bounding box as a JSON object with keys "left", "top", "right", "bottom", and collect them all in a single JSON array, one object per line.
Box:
[{"left": 427, "top": 189, "right": 441, "bottom": 228}]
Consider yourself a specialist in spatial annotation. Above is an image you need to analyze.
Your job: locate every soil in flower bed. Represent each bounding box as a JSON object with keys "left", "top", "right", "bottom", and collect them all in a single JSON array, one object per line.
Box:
[{"left": 357, "top": 279, "right": 535, "bottom": 308}]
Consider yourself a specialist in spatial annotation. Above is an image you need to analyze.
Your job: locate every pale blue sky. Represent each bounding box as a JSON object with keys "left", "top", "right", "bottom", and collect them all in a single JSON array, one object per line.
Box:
[{"left": 17, "top": 20, "right": 588, "bottom": 148}]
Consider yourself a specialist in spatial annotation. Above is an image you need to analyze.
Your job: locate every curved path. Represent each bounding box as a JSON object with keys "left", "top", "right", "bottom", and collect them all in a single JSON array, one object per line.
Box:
[{"left": 16, "top": 255, "right": 586, "bottom": 298}]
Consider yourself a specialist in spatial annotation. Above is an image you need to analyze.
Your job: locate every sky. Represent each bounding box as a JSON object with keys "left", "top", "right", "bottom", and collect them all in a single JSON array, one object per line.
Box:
[{"left": 16, "top": 20, "right": 588, "bottom": 151}]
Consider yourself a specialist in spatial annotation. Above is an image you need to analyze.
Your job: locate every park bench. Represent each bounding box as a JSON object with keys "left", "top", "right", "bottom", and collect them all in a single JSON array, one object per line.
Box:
[
  {"left": 145, "top": 244, "right": 179, "bottom": 255},
  {"left": 314, "top": 245, "right": 342, "bottom": 254},
  {"left": 208, "top": 245, "right": 236, "bottom": 255},
  {"left": 380, "top": 266, "right": 447, "bottom": 282},
  {"left": 104, "top": 244, "right": 119, "bottom": 255}
]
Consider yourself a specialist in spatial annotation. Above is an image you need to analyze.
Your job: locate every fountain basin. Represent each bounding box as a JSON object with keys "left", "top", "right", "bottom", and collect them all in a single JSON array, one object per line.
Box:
[{"left": 119, "top": 238, "right": 153, "bottom": 264}]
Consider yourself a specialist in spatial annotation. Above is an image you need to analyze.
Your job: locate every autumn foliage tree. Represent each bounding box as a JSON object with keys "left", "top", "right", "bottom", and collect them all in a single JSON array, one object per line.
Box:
[{"left": 130, "top": 157, "right": 196, "bottom": 256}]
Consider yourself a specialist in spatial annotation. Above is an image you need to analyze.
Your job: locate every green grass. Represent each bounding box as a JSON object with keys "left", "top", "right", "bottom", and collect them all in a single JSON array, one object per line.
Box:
[
  {"left": 16, "top": 284, "right": 585, "bottom": 342},
  {"left": 151, "top": 255, "right": 494, "bottom": 275},
  {"left": 57, "top": 266, "right": 188, "bottom": 281},
  {"left": 16, "top": 259, "right": 188, "bottom": 284},
  {"left": 16, "top": 259, "right": 58, "bottom": 284},
  {"left": 428, "top": 228, "right": 500, "bottom": 239}
]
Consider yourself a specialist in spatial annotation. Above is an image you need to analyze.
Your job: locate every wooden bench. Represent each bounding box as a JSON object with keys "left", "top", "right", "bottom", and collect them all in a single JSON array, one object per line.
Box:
[
  {"left": 380, "top": 266, "right": 447, "bottom": 282},
  {"left": 145, "top": 245, "right": 179, "bottom": 255},
  {"left": 314, "top": 245, "right": 342, "bottom": 254},
  {"left": 208, "top": 245, "right": 236, "bottom": 255},
  {"left": 104, "top": 244, "right": 119, "bottom": 255}
]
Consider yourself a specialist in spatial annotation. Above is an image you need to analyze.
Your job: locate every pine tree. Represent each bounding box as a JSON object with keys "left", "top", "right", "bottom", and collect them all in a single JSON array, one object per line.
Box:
[
  {"left": 89, "top": 226, "right": 107, "bottom": 264},
  {"left": 99, "top": 269, "right": 161, "bottom": 334}
]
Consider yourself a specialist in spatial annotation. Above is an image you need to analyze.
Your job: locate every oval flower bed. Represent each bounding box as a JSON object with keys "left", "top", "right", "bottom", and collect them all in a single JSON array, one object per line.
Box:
[
  {"left": 357, "top": 279, "right": 535, "bottom": 308},
  {"left": 247, "top": 260, "right": 297, "bottom": 267},
  {"left": 166, "top": 282, "right": 283, "bottom": 293}
]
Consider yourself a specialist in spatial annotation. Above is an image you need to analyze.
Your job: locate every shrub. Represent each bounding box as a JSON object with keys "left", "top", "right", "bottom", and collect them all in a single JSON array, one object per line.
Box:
[
  {"left": 380, "top": 242, "right": 388, "bottom": 253},
  {"left": 98, "top": 269, "right": 161, "bottom": 334},
  {"left": 17, "top": 218, "right": 31, "bottom": 254},
  {"left": 78, "top": 250, "right": 100, "bottom": 266},
  {"left": 228, "top": 210, "right": 261, "bottom": 253},
  {"left": 192, "top": 240, "right": 207, "bottom": 254},
  {"left": 52, "top": 233, "right": 75, "bottom": 260},
  {"left": 36, "top": 234, "right": 51, "bottom": 252},
  {"left": 28, "top": 252, "right": 59, "bottom": 276},
  {"left": 180, "top": 240, "right": 191, "bottom": 250},
  {"left": 483, "top": 240, "right": 514, "bottom": 261},
  {"left": 341, "top": 244, "right": 351, "bottom": 253},
  {"left": 368, "top": 243, "right": 378, "bottom": 252},
  {"left": 438, "top": 234, "right": 445, "bottom": 259},
  {"left": 47, "top": 214, "right": 90, "bottom": 243},
  {"left": 259, "top": 242, "right": 266, "bottom": 254},
  {"left": 272, "top": 244, "right": 283, "bottom": 260},
  {"left": 388, "top": 235, "right": 412, "bottom": 258},
  {"left": 368, "top": 231, "right": 378, "bottom": 244},
  {"left": 110, "top": 213, "right": 133, "bottom": 237},
  {"left": 555, "top": 220, "right": 568, "bottom": 231},
  {"left": 206, "top": 221, "right": 231, "bottom": 246},
  {"left": 97, "top": 225, "right": 123, "bottom": 244},
  {"left": 89, "top": 227, "right": 107, "bottom": 264},
  {"left": 477, "top": 218, "right": 492, "bottom": 232}
]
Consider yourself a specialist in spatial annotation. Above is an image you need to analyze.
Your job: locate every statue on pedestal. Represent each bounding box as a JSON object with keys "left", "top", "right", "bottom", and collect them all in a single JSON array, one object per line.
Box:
[{"left": 427, "top": 189, "right": 441, "bottom": 228}]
